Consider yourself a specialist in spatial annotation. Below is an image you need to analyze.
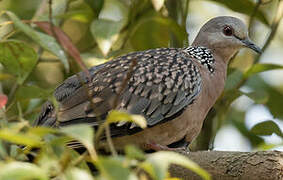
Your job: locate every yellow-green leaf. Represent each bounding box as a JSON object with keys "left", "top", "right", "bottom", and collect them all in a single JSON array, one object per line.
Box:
[
  {"left": 0, "top": 129, "right": 42, "bottom": 147},
  {"left": 28, "top": 126, "right": 57, "bottom": 137},
  {"left": 245, "top": 63, "right": 283, "bottom": 78},
  {"left": 60, "top": 124, "right": 96, "bottom": 159},
  {"left": 95, "top": 156, "right": 131, "bottom": 180},
  {"left": 107, "top": 110, "right": 147, "bottom": 128},
  {"left": 0, "top": 162, "right": 48, "bottom": 180},
  {"left": 90, "top": 19, "right": 124, "bottom": 55},
  {"left": 65, "top": 168, "right": 94, "bottom": 180}
]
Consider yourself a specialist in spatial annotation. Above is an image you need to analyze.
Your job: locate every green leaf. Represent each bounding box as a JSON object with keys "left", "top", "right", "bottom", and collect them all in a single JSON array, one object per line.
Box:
[
  {"left": 0, "top": 73, "right": 14, "bottom": 81},
  {"left": 230, "top": 109, "right": 264, "bottom": 147},
  {"left": 15, "top": 85, "right": 52, "bottom": 100},
  {"left": 246, "top": 75, "right": 283, "bottom": 119},
  {"left": 0, "top": 162, "right": 48, "bottom": 180},
  {"left": 96, "top": 156, "right": 131, "bottom": 180},
  {"left": 56, "top": 2, "right": 94, "bottom": 23},
  {"left": 0, "top": 41, "right": 38, "bottom": 84},
  {"left": 107, "top": 110, "right": 147, "bottom": 128},
  {"left": 256, "top": 143, "right": 277, "bottom": 150},
  {"left": 130, "top": 12, "right": 187, "bottom": 50},
  {"left": 207, "top": 0, "right": 269, "bottom": 25},
  {"left": 0, "top": 128, "right": 42, "bottom": 147},
  {"left": 90, "top": 0, "right": 128, "bottom": 55},
  {"left": 245, "top": 63, "right": 283, "bottom": 78},
  {"left": 66, "top": 168, "right": 94, "bottom": 180},
  {"left": 60, "top": 124, "right": 96, "bottom": 158},
  {"left": 28, "top": 126, "right": 57, "bottom": 137},
  {"left": 224, "top": 70, "right": 243, "bottom": 91},
  {"left": 125, "top": 145, "right": 145, "bottom": 160},
  {"left": 0, "top": 140, "right": 8, "bottom": 160},
  {"left": 251, "top": 120, "right": 283, "bottom": 137},
  {"left": 242, "top": 90, "right": 269, "bottom": 104},
  {"left": 90, "top": 19, "right": 124, "bottom": 55},
  {"left": 98, "top": 0, "right": 128, "bottom": 22},
  {"left": 141, "top": 151, "right": 211, "bottom": 180},
  {"left": 6, "top": 11, "right": 69, "bottom": 72}
]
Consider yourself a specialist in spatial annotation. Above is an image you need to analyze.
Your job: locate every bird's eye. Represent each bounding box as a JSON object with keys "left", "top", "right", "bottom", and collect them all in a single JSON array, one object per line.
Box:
[{"left": 223, "top": 26, "right": 233, "bottom": 36}]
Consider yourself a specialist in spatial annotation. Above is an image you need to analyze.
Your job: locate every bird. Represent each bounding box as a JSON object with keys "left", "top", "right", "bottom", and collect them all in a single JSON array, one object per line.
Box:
[{"left": 34, "top": 16, "right": 261, "bottom": 151}]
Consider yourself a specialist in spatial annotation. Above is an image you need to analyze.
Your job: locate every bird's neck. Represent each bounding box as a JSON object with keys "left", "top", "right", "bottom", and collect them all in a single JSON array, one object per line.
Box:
[
  {"left": 192, "top": 37, "right": 239, "bottom": 64},
  {"left": 191, "top": 38, "right": 230, "bottom": 100}
]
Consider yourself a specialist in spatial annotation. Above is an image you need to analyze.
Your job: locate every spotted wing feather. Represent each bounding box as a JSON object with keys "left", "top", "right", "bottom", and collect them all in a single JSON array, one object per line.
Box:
[{"left": 54, "top": 48, "right": 202, "bottom": 137}]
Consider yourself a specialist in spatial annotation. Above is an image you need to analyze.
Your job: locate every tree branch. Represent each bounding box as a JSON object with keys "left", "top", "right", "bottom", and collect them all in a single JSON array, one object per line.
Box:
[{"left": 170, "top": 150, "right": 283, "bottom": 180}]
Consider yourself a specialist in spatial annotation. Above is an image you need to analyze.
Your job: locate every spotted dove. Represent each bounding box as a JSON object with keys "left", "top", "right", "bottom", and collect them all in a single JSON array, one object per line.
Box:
[{"left": 35, "top": 16, "right": 261, "bottom": 151}]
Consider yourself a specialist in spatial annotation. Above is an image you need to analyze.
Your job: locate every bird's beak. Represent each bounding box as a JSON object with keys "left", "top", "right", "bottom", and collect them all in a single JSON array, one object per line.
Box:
[{"left": 241, "top": 38, "right": 262, "bottom": 54}]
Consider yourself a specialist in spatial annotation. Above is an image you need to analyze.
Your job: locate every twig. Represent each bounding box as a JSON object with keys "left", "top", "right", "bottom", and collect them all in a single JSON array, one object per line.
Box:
[
  {"left": 105, "top": 123, "right": 118, "bottom": 156},
  {"left": 48, "top": 0, "right": 90, "bottom": 78},
  {"left": 183, "top": 0, "right": 190, "bottom": 27},
  {"left": 48, "top": 0, "right": 57, "bottom": 44},
  {"left": 254, "top": 4, "right": 283, "bottom": 64},
  {"left": 71, "top": 151, "right": 88, "bottom": 167},
  {"left": 7, "top": 83, "right": 18, "bottom": 105},
  {"left": 0, "top": 21, "right": 13, "bottom": 27},
  {"left": 0, "top": 108, "right": 7, "bottom": 128},
  {"left": 248, "top": 0, "right": 262, "bottom": 35},
  {"left": 95, "top": 123, "right": 106, "bottom": 148},
  {"left": 253, "top": 1, "right": 283, "bottom": 64}
]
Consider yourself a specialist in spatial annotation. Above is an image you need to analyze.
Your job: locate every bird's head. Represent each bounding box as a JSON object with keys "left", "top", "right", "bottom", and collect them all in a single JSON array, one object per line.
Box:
[{"left": 192, "top": 16, "right": 261, "bottom": 62}]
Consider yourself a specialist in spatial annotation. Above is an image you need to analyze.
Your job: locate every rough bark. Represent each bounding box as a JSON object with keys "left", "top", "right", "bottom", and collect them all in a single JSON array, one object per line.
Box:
[{"left": 169, "top": 150, "right": 283, "bottom": 180}]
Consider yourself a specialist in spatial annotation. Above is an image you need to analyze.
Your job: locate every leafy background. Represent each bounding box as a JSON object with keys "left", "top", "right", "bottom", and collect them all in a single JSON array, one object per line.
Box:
[{"left": 0, "top": 0, "right": 283, "bottom": 179}]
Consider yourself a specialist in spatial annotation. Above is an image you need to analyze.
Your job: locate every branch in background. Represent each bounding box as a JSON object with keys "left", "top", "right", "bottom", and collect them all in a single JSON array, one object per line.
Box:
[
  {"left": 47, "top": 0, "right": 90, "bottom": 79},
  {"left": 105, "top": 124, "right": 118, "bottom": 156},
  {"left": 170, "top": 150, "right": 283, "bottom": 180},
  {"left": 254, "top": 0, "right": 283, "bottom": 63},
  {"left": 248, "top": 0, "right": 262, "bottom": 35},
  {"left": 48, "top": 0, "right": 57, "bottom": 49},
  {"left": 183, "top": 0, "right": 190, "bottom": 28}
]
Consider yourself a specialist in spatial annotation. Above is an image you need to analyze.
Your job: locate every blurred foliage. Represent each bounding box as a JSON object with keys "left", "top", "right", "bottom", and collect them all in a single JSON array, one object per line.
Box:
[{"left": 0, "top": 0, "right": 283, "bottom": 179}]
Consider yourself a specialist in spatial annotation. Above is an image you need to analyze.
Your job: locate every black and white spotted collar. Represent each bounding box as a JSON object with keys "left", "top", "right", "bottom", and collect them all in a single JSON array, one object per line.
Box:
[{"left": 185, "top": 46, "right": 215, "bottom": 73}]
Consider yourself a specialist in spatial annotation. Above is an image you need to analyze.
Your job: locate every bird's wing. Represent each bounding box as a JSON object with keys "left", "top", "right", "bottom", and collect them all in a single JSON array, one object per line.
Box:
[{"left": 55, "top": 48, "right": 202, "bottom": 136}]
